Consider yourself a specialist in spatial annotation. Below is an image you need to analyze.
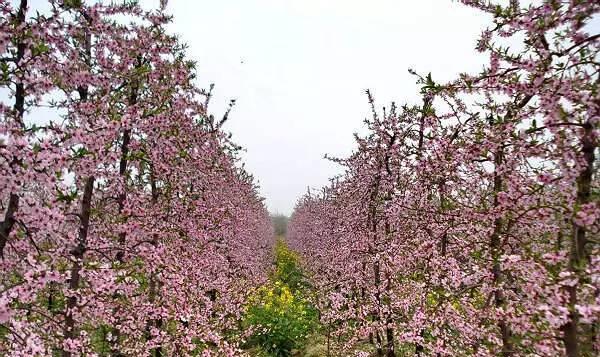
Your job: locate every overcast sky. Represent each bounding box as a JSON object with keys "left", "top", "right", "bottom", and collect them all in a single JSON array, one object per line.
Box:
[
  {"left": 16, "top": 0, "right": 493, "bottom": 214},
  {"left": 134, "top": 0, "right": 497, "bottom": 215}
]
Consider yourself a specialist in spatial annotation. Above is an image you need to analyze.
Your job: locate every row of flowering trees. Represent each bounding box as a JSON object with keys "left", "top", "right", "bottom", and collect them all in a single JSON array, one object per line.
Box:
[
  {"left": 0, "top": 0, "right": 273, "bottom": 355},
  {"left": 289, "top": 1, "right": 599, "bottom": 356}
]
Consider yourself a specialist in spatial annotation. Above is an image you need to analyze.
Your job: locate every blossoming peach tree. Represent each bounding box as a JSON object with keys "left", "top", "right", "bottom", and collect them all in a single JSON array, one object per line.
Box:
[
  {"left": 289, "top": 1, "right": 599, "bottom": 356},
  {"left": 0, "top": 1, "right": 273, "bottom": 355}
]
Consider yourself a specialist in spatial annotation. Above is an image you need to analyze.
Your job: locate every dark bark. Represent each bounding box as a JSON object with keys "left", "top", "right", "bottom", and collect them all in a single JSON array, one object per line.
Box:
[
  {"left": 385, "top": 310, "right": 395, "bottom": 357},
  {"left": 0, "top": 193, "right": 19, "bottom": 257},
  {"left": 114, "top": 129, "right": 131, "bottom": 263},
  {"left": 373, "top": 259, "right": 384, "bottom": 357},
  {"left": 375, "top": 330, "right": 384, "bottom": 357},
  {"left": 439, "top": 180, "right": 448, "bottom": 256},
  {"left": 12, "top": 0, "right": 27, "bottom": 126},
  {"left": 561, "top": 119, "right": 595, "bottom": 357},
  {"left": 109, "top": 61, "right": 140, "bottom": 357},
  {"left": 147, "top": 166, "right": 163, "bottom": 357},
  {"left": 109, "top": 125, "right": 131, "bottom": 356},
  {"left": 415, "top": 331, "right": 425, "bottom": 355},
  {"left": 0, "top": 0, "right": 28, "bottom": 258},
  {"left": 491, "top": 147, "right": 513, "bottom": 357},
  {"left": 367, "top": 147, "right": 384, "bottom": 356},
  {"left": 62, "top": 176, "right": 94, "bottom": 357},
  {"left": 383, "top": 223, "right": 396, "bottom": 357},
  {"left": 114, "top": 72, "right": 138, "bottom": 263},
  {"left": 414, "top": 96, "right": 432, "bottom": 355},
  {"left": 417, "top": 96, "right": 432, "bottom": 154},
  {"left": 62, "top": 17, "right": 92, "bottom": 356}
]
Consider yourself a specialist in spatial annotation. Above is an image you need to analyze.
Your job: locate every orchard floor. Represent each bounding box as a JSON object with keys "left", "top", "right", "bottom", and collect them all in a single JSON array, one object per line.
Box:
[
  {"left": 246, "top": 336, "right": 326, "bottom": 357},
  {"left": 243, "top": 237, "right": 376, "bottom": 357},
  {"left": 242, "top": 238, "right": 324, "bottom": 357}
]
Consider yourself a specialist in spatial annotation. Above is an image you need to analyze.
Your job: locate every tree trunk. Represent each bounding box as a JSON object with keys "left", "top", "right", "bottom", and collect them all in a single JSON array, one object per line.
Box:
[
  {"left": 491, "top": 147, "right": 513, "bottom": 357},
  {"left": 109, "top": 61, "right": 140, "bottom": 357},
  {"left": 414, "top": 95, "right": 431, "bottom": 355},
  {"left": 147, "top": 166, "right": 163, "bottom": 357},
  {"left": 561, "top": 119, "right": 595, "bottom": 357},
  {"left": 62, "top": 20, "right": 92, "bottom": 356},
  {"left": 62, "top": 176, "right": 94, "bottom": 357},
  {"left": 114, "top": 69, "right": 138, "bottom": 263},
  {"left": 0, "top": 0, "right": 28, "bottom": 258}
]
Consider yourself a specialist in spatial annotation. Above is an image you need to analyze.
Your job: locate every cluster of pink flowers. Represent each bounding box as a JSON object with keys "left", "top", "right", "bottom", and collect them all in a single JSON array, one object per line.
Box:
[
  {"left": 289, "top": 1, "right": 598, "bottom": 356},
  {"left": 1, "top": 1, "right": 273, "bottom": 355}
]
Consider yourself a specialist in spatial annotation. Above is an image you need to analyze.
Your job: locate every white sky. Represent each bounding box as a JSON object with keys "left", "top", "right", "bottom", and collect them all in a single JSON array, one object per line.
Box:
[
  {"left": 136, "top": 0, "right": 494, "bottom": 215},
  {"left": 16, "top": 0, "right": 494, "bottom": 215}
]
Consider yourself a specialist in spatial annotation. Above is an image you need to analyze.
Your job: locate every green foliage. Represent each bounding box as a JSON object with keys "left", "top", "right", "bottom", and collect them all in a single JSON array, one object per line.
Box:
[
  {"left": 62, "top": 0, "right": 83, "bottom": 9},
  {"left": 56, "top": 188, "right": 78, "bottom": 204},
  {"left": 31, "top": 42, "right": 50, "bottom": 57},
  {"left": 271, "top": 240, "right": 305, "bottom": 292},
  {"left": 244, "top": 282, "right": 317, "bottom": 356},
  {"left": 88, "top": 325, "right": 114, "bottom": 355},
  {"left": 0, "top": 61, "right": 9, "bottom": 84},
  {"left": 243, "top": 240, "right": 318, "bottom": 356}
]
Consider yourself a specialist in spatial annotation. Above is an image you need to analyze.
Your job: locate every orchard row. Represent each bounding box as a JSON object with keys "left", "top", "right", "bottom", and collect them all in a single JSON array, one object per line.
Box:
[
  {"left": 1, "top": 1, "right": 273, "bottom": 356},
  {"left": 289, "top": 1, "right": 599, "bottom": 356}
]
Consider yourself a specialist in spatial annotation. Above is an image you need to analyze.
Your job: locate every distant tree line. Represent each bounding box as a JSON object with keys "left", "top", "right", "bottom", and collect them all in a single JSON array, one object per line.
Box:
[{"left": 272, "top": 214, "right": 289, "bottom": 236}]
